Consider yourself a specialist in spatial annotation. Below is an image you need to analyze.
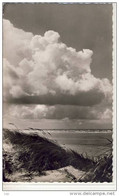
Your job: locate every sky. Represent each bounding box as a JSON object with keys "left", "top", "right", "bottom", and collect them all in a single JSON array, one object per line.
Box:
[{"left": 3, "top": 3, "right": 113, "bottom": 129}]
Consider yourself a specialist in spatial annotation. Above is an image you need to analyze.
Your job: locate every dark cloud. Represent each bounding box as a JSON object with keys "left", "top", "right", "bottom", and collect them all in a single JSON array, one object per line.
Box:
[{"left": 7, "top": 90, "right": 105, "bottom": 106}]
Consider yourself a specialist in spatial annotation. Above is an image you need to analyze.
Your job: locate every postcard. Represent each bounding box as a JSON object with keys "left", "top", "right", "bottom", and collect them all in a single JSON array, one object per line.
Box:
[{"left": 2, "top": 2, "right": 117, "bottom": 191}]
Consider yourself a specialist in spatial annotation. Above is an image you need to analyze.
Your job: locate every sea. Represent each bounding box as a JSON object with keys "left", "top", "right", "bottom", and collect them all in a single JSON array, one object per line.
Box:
[{"left": 22, "top": 129, "right": 112, "bottom": 158}]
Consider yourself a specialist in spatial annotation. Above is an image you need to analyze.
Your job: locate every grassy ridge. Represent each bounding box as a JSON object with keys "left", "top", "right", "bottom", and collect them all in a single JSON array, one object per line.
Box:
[{"left": 3, "top": 128, "right": 112, "bottom": 182}]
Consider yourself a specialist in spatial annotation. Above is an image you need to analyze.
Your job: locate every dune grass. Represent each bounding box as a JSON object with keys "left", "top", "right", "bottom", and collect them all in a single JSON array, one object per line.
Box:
[
  {"left": 3, "top": 128, "right": 112, "bottom": 182},
  {"left": 78, "top": 153, "right": 112, "bottom": 182}
]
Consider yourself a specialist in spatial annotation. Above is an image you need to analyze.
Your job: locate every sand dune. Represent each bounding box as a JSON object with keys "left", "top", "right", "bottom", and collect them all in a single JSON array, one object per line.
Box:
[{"left": 3, "top": 128, "right": 112, "bottom": 182}]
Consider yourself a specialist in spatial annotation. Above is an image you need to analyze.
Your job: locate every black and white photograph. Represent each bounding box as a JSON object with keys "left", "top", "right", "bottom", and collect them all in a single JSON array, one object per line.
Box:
[{"left": 2, "top": 2, "right": 116, "bottom": 190}]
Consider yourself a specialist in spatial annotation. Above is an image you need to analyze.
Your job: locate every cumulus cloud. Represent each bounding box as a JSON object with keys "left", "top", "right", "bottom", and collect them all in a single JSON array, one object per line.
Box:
[
  {"left": 100, "top": 108, "right": 112, "bottom": 120},
  {"left": 6, "top": 104, "right": 112, "bottom": 121},
  {"left": 3, "top": 19, "right": 33, "bottom": 66},
  {"left": 3, "top": 19, "right": 112, "bottom": 107}
]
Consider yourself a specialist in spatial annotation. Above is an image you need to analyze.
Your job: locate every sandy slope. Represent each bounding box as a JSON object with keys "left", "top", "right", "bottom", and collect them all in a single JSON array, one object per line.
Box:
[{"left": 7, "top": 166, "right": 85, "bottom": 182}]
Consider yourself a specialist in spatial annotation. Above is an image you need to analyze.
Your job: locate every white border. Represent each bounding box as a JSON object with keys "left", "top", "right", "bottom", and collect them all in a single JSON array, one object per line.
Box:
[{"left": 1, "top": 0, "right": 118, "bottom": 193}]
